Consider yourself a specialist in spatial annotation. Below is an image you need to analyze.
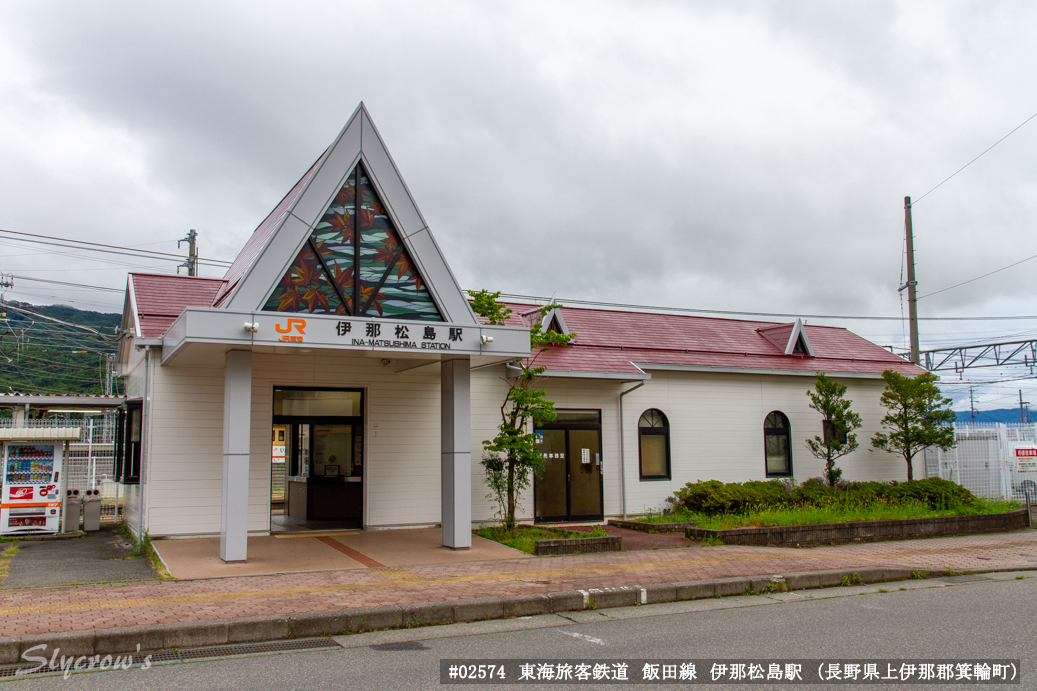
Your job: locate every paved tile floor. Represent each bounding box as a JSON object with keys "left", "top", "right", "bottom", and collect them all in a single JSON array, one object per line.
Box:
[
  {"left": 153, "top": 528, "right": 531, "bottom": 579},
  {"left": 1, "top": 529, "right": 1035, "bottom": 637}
]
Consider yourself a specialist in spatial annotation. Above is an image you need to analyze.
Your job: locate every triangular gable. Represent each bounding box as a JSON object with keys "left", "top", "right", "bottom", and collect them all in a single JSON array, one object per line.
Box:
[
  {"left": 221, "top": 103, "right": 476, "bottom": 324},
  {"left": 261, "top": 163, "right": 439, "bottom": 319},
  {"left": 757, "top": 318, "right": 814, "bottom": 356},
  {"left": 540, "top": 308, "right": 571, "bottom": 336}
]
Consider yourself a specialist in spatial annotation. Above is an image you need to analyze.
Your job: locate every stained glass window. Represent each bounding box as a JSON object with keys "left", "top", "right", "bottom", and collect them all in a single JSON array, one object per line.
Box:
[{"left": 263, "top": 164, "right": 441, "bottom": 320}]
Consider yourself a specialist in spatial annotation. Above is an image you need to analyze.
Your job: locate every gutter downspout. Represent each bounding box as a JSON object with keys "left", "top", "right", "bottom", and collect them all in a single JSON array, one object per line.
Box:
[
  {"left": 618, "top": 364, "right": 648, "bottom": 520},
  {"left": 138, "top": 345, "right": 151, "bottom": 545}
]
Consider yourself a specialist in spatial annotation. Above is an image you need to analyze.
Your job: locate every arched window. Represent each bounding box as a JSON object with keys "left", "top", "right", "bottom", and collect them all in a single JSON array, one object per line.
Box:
[
  {"left": 638, "top": 409, "right": 671, "bottom": 480},
  {"left": 764, "top": 411, "right": 792, "bottom": 477}
]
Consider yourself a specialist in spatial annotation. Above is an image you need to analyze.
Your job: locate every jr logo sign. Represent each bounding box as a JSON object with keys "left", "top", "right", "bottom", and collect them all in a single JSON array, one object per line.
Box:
[{"left": 275, "top": 318, "right": 306, "bottom": 342}]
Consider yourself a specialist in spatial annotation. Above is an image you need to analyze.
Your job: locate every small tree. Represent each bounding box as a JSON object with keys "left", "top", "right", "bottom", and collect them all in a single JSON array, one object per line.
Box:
[
  {"left": 805, "top": 372, "right": 862, "bottom": 486},
  {"left": 469, "top": 290, "right": 576, "bottom": 530},
  {"left": 871, "top": 370, "right": 956, "bottom": 481}
]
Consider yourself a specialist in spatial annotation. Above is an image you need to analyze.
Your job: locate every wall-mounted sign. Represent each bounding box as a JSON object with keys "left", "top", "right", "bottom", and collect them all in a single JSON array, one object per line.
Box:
[{"left": 162, "top": 308, "right": 533, "bottom": 364}]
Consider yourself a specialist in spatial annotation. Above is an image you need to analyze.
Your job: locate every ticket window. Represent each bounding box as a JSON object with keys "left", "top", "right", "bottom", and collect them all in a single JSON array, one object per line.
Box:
[
  {"left": 313, "top": 425, "right": 353, "bottom": 477},
  {"left": 286, "top": 424, "right": 365, "bottom": 478}
]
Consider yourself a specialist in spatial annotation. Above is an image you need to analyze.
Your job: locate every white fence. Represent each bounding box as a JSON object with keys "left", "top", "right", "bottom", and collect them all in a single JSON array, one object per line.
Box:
[
  {"left": 0, "top": 415, "right": 121, "bottom": 524},
  {"left": 925, "top": 422, "right": 1037, "bottom": 502}
]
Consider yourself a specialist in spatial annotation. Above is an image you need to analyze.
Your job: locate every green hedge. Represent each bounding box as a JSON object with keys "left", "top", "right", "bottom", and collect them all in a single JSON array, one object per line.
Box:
[{"left": 666, "top": 477, "right": 976, "bottom": 516}]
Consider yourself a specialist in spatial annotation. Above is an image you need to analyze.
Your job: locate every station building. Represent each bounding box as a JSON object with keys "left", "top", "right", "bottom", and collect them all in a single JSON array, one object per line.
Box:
[{"left": 116, "top": 104, "right": 923, "bottom": 562}]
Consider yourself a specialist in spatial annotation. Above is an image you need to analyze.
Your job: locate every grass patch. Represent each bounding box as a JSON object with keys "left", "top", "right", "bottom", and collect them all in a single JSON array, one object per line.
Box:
[
  {"left": 0, "top": 540, "right": 18, "bottom": 587},
  {"left": 474, "top": 525, "right": 607, "bottom": 555},
  {"left": 120, "top": 522, "right": 171, "bottom": 579},
  {"left": 688, "top": 498, "right": 1020, "bottom": 530}
]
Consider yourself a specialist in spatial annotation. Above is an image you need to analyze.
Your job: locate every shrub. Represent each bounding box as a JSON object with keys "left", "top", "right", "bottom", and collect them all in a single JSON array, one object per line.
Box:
[
  {"left": 666, "top": 477, "right": 977, "bottom": 516},
  {"left": 668, "top": 479, "right": 793, "bottom": 514},
  {"left": 887, "top": 477, "right": 974, "bottom": 509}
]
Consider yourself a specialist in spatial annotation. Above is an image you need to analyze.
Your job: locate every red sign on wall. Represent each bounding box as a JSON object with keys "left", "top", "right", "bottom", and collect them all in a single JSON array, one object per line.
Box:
[{"left": 1016, "top": 448, "right": 1037, "bottom": 457}]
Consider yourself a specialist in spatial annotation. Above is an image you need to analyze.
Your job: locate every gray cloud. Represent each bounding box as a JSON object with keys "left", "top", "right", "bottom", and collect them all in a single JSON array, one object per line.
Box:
[{"left": 1, "top": 0, "right": 1036, "bottom": 407}]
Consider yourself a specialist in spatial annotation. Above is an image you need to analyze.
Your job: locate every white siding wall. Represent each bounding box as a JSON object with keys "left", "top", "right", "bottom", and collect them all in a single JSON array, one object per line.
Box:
[
  {"left": 250, "top": 352, "right": 441, "bottom": 531},
  {"left": 131, "top": 350, "right": 908, "bottom": 536},
  {"left": 468, "top": 372, "right": 625, "bottom": 523},
  {"left": 609, "top": 370, "right": 905, "bottom": 516},
  {"left": 469, "top": 368, "right": 907, "bottom": 521},
  {"left": 139, "top": 349, "right": 441, "bottom": 537},
  {"left": 144, "top": 358, "right": 225, "bottom": 536}
]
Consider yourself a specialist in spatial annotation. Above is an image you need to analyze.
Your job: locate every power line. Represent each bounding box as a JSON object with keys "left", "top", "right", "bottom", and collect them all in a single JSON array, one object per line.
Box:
[
  {"left": 0, "top": 303, "right": 121, "bottom": 341},
  {"left": 917, "top": 250, "right": 1037, "bottom": 300},
  {"left": 8, "top": 275, "right": 123, "bottom": 293},
  {"left": 488, "top": 291, "right": 1037, "bottom": 322},
  {"left": 913, "top": 108, "right": 1037, "bottom": 205},
  {"left": 0, "top": 227, "right": 232, "bottom": 267}
]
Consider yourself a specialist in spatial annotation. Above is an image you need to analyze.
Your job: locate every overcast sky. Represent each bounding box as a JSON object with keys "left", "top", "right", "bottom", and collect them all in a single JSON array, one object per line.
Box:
[{"left": 1, "top": 0, "right": 1036, "bottom": 411}]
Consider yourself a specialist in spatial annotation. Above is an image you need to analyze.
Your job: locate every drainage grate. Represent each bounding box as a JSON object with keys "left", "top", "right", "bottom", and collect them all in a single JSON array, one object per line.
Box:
[
  {"left": 143, "top": 650, "right": 183, "bottom": 663},
  {"left": 179, "top": 638, "right": 339, "bottom": 660},
  {"left": 0, "top": 638, "right": 339, "bottom": 678}
]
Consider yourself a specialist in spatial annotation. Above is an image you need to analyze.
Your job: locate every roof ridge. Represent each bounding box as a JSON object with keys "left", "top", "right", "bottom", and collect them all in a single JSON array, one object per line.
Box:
[
  {"left": 129, "top": 272, "right": 228, "bottom": 282},
  {"left": 501, "top": 302, "right": 855, "bottom": 330}
]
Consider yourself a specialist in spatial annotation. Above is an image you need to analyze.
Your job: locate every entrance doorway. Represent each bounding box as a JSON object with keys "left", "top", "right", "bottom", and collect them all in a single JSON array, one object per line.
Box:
[
  {"left": 534, "top": 410, "right": 603, "bottom": 522},
  {"left": 271, "top": 388, "right": 364, "bottom": 531}
]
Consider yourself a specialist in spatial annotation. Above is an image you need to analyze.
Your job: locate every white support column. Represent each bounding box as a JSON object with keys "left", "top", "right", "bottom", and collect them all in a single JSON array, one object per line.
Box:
[
  {"left": 441, "top": 357, "right": 471, "bottom": 549},
  {"left": 220, "top": 350, "right": 252, "bottom": 562}
]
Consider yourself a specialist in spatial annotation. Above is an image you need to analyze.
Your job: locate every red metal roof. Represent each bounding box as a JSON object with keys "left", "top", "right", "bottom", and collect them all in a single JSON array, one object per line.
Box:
[
  {"left": 129, "top": 274, "right": 227, "bottom": 338},
  {"left": 212, "top": 150, "right": 328, "bottom": 307},
  {"left": 124, "top": 273, "right": 921, "bottom": 379},
  {"left": 492, "top": 303, "right": 923, "bottom": 377}
]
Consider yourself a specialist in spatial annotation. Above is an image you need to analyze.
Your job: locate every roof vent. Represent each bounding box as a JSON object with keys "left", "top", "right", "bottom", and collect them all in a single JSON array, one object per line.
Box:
[
  {"left": 540, "top": 308, "right": 571, "bottom": 336},
  {"left": 757, "top": 318, "right": 814, "bottom": 357}
]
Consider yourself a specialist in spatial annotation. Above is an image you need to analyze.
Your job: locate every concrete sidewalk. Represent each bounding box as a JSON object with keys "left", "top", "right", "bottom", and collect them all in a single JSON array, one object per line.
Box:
[{"left": 1, "top": 529, "right": 1036, "bottom": 654}]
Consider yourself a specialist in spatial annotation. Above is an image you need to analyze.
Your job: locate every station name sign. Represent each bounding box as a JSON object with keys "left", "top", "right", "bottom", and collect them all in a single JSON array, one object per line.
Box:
[
  {"left": 252, "top": 313, "right": 490, "bottom": 355},
  {"left": 161, "top": 307, "right": 533, "bottom": 365}
]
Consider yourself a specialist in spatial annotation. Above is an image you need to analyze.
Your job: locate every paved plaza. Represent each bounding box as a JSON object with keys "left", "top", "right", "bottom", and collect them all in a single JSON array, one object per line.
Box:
[{"left": 1, "top": 529, "right": 1035, "bottom": 638}]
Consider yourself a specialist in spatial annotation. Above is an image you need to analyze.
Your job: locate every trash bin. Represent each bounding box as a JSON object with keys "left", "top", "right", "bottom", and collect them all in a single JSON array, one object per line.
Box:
[
  {"left": 64, "top": 490, "right": 82, "bottom": 533},
  {"left": 83, "top": 491, "right": 102, "bottom": 532}
]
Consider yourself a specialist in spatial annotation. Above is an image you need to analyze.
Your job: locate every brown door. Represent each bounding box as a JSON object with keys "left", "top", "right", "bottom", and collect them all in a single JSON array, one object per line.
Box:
[
  {"left": 534, "top": 411, "right": 603, "bottom": 522},
  {"left": 534, "top": 429, "right": 568, "bottom": 521}
]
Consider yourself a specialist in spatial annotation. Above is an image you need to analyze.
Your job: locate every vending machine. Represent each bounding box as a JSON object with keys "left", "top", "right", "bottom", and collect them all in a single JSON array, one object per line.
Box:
[{"left": 1, "top": 442, "right": 63, "bottom": 534}]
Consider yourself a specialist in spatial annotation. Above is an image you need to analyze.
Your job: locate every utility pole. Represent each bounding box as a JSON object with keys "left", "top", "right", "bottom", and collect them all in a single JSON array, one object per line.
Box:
[
  {"left": 900, "top": 196, "right": 920, "bottom": 364},
  {"left": 970, "top": 386, "right": 975, "bottom": 424},
  {"left": 178, "top": 229, "right": 198, "bottom": 276},
  {"left": 1021, "top": 390, "right": 1030, "bottom": 424}
]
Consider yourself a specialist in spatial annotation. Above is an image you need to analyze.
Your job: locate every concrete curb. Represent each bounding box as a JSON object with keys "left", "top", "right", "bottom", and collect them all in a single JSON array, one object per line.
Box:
[
  {"left": 4, "top": 531, "right": 85, "bottom": 543},
  {"left": 608, "top": 519, "right": 696, "bottom": 533},
  {"left": 534, "top": 536, "right": 622, "bottom": 556},
  {"left": 0, "top": 564, "right": 1031, "bottom": 664}
]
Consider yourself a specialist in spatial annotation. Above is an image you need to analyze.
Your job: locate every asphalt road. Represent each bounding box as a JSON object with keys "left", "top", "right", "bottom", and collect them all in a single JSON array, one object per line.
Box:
[{"left": 5, "top": 571, "right": 1035, "bottom": 690}]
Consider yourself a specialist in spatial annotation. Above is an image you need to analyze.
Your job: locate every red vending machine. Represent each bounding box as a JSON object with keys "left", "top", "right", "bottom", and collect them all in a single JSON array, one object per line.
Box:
[{"left": 1, "top": 442, "right": 63, "bottom": 534}]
